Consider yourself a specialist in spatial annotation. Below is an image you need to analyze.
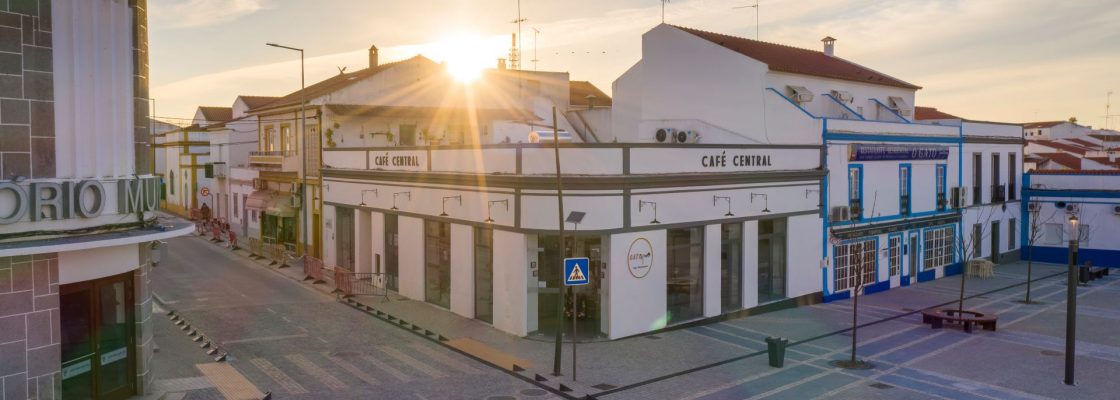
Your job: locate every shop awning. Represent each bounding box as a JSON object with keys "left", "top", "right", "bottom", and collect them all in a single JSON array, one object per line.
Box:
[
  {"left": 245, "top": 191, "right": 272, "bottom": 210},
  {"left": 245, "top": 190, "right": 299, "bottom": 217}
]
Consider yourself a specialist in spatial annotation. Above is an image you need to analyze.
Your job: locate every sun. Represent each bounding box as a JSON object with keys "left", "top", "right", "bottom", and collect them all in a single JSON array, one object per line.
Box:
[{"left": 430, "top": 33, "right": 501, "bottom": 82}]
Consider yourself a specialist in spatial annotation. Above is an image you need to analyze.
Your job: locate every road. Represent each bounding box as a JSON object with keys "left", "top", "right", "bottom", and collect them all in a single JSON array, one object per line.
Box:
[{"left": 148, "top": 235, "right": 553, "bottom": 400}]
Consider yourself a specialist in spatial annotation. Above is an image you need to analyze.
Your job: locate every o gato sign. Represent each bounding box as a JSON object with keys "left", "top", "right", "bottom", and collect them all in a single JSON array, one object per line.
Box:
[{"left": 627, "top": 237, "right": 653, "bottom": 278}]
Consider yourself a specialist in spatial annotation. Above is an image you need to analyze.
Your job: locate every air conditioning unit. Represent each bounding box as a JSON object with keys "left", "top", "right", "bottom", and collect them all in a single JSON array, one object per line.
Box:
[
  {"left": 252, "top": 178, "right": 267, "bottom": 190},
  {"left": 1065, "top": 204, "right": 1080, "bottom": 213},
  {"left": 1027, "top": 202, "right": 1041, "bottom": 212},
  {"left": 1113, "top": 205, "right": 1120, "bottom": 215},
  {"left": 289, "top": 196, "right": 302, "bottom": 208},
  {"left": 829, "top": 206, "right": 850, "bottom": 223},
  {"left": 655, "top": 128, "right": 675, "bottom": 143},
  {"left": 675, "top": 130, "right": 700, "bottom": 144}
]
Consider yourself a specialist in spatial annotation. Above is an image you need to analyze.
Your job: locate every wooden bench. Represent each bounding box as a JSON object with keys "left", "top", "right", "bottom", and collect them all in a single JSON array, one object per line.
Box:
[
  {"left": 1079, "top": 261, "right": 1109, "bottom": 283},
  {"left": 921, "top": 309, "right": 997, "bottom": 333}
]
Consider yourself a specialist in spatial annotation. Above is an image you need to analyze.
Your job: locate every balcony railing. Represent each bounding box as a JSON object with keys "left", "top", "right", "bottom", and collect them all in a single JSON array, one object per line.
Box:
[
  {"left": 849, "top": 200, "right": 862, "bottom": 220},
  {"left": 249, "top": 150, "right": 297, "bottom": 168},
  {"left": 972, "top": 186, "right": 982, "bottom": 205},
  {"left": 250, "top": 150, "right": 296, "bottom": 157},
  {"left": 1008, "top": 183, "right": 1017, "bottom": 201},
  {"left": 936, "top": 193, "right": 947, "bottom": 211},
  {"left": 991, "top": 184, "right": 1006, "bottom": 203},
  {"left": 900, "top": 195, "right": 910, "bottom": 215}
]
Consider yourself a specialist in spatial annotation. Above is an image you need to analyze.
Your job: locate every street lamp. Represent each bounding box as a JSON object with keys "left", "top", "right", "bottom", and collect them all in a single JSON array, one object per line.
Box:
[
  {"left": 1064, "top": 213, "right": 1079, "bottom": 386},
  {"left": 266, "top": 42, "right": 309, "bottom": 257},
  {"left": 358, "top": 189, "right": 378, "bottom": 207}
]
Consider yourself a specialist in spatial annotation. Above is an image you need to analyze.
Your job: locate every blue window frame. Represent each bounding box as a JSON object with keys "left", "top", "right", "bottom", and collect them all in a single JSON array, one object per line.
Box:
[
  {"left": 848, "top": 165, "right": 863, "bottom": 219},
  {"left": 899, "top": 164, "right": 911, "bottom": 215},
  {"left": 935, "top": 164, "right": 947, "bottom": 211}
]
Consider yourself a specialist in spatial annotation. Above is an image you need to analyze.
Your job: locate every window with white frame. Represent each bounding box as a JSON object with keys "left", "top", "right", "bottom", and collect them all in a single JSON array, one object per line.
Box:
[
  {"left": 923, "top": 226, "right": 954, "bottom": 270},
  {"left": 888, "top": 236, "right": 901, "bottom": 277},
  {"left": 834, "top": 240, "right": 876, "bottom": 292},
  {"left": 1042, "top": 223, "right": 1064, "bottom": 245}
]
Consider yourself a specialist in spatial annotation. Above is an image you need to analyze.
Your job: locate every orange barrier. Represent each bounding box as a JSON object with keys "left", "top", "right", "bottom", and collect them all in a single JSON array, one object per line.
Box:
[
  {"left": 332, "top": 267, "right": 387, "bottom": 299},
  {"left": 269, "top": 244, "right": 291, "bottom": 268},
  {"left": 303, "top": 256, "right": 325, "bottom": 284},
  {"left": 247, "top": 238, "right": 264, "bottom": 259},
  {"left": 228, "top": 230, "right": 238, "bottom": 249}
]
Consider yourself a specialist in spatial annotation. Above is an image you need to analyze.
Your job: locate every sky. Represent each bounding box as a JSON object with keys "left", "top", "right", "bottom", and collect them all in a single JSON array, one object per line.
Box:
[{"left": 150, "top": 0, "right": 1120, "bottom": 128}]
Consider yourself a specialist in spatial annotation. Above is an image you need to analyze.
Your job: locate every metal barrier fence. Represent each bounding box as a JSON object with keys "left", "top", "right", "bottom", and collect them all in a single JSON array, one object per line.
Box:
[
  {"left": 303, "top": 256, "right": 325, "bottom": 284},
  {"left": 247, "top": 238, "right": 264, "bottom": 259},
  {"left": 332, "top": 267, "right": 388, "bottom": 299},
  {"left": 268, "top": 244, "right": 291, "bottom": 268},
  {"left": 210, "top": 224, "right": 223, "bottom": 243}
]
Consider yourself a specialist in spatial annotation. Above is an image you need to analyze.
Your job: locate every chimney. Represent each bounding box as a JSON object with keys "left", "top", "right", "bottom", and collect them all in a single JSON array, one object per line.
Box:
[
  {"left": 497, "top": 58, "right": 507, "bottom": 70},
  {"left": 821, "top": 36, "right": 836, "bottom": 56},
  {"left": 368, "top": 45, "right": 379, "bottom": 68}
]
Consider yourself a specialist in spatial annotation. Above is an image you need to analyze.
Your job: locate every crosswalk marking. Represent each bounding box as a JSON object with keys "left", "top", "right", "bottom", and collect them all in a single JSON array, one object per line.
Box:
[
  {"left": 285, "top": 354, "right": 348, "bottom": 391},
  {"left": 249, "top": 358, "right": 309, "bottom": 395},
  {"left": 379, "top": 346, "right": 449, "bottom": 379},
  {"left": 407, "top": 343, "right": 484, "bottom": 375},
  {"left": 361, "top": 354, "right": 413, "bottom": 382},
  {"left": 195, "top": 363, "right": 263, "bottom": 400},
  {"left": 326, "top": 354, "right": 382, "bottom": 386}
]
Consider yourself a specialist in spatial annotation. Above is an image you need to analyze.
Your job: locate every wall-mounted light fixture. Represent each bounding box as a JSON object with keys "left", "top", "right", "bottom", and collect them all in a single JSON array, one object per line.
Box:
[
  {"left": 713, "top": 195, "right": 733, "bottom": 216},
  {"left": 639, "top": 200, "right": 660, "bottom": 224},
  {"left": 391, "top": 191, "right": 411, "bottom": 210},
  {"left": 440, "top": 195, "right": 462, "bottom": 217},
  {"left": 358, "top": 189, "right": 378, "bottom": 207},
  {"left": 805, "top": 188, "right": 822, "bottom": 207},
  {"left": 486, "top": 200, "right": 509, "bottom": 223},
  {"left": 751, "top": 192, "right": 771, "bottom": 213}
]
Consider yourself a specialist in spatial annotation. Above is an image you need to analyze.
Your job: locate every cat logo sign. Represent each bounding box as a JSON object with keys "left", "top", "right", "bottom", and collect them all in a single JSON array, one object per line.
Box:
[{"left": 563, "top": 257, "right": 590, "bottom": 286}]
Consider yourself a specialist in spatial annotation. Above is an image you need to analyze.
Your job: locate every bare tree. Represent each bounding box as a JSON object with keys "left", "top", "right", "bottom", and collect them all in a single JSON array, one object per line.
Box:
[
  {"left": 830, "top": 193, "right": 879, "bottom": 369},
  {"left": 1023, "top": 202, "right": 1057, "bottom": 304},
  {"left": 953, "top": 206, "right": 998, "bottom": 316}
]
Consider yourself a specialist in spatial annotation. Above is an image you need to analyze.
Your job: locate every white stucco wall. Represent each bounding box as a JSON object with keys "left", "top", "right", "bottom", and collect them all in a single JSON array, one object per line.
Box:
[{"left": 608, "top": 229, "right": 667, "bottom": 339}]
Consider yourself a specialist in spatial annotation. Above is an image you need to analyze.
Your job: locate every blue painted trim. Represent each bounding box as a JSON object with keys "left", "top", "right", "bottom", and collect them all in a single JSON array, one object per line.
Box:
[
  {"left": 828, "top": 209, "right": 956, "bottom": 227},
  {"left": 766, "top": 87, "right": 818, "bottom": 119},
  {"left": 921, "top": 223, "right": 958, "bottom": 270},
  {"left": 936, "top": 164, "right": 947, "bottom": 209},
  {"left": 956, "top": 125, "right": 964, "bottom": 264},
  {"left": 825, "top": 132, "right": 961, "bottom": 144},
  {"left": 900, "top": 275, "right": 911, "bottom": 287},
  {"left": 823, "top": 290, "right": 851, "bottom": 303},
  {"left": 900, "top": 163, "right": 912, "bottom": 215},
  {"left": 1030, "top": 199, "right": 1120, "bottom": 205},
  {"left": 944, "top": 262, "right": 963, "bottom": 277},
  {"left": 822, "top": 93, "right": 866, "bottom": 120},
  {"left": 821, "top": 119, "right": 830, "bottom": 299},
  {"left": 888, "top": 232, "right": 903, "bottom": 278},
  {"left": 917, "top": 269, "right": 936, "bottom": 282},
  {"left": 1020, "top": 173, "right": 1030, "bottom": 259},
  {"left": 864, "top": 280, "right": 891, "bottom": 295},
  {"left": 1022, "top": 189, "right": 1120, "bottom": 199},
  {"left": 1026, "top": 246, "right": 1120, "bottom": 268},
  {"left": 871, "top": 98, "right": 912, "bottom": 123},
  {"left": 849, "top": 164, "right": 864, "bottom": 221},
  {"left": 909, "top": 230, "right": 922, "bottom": 274}
]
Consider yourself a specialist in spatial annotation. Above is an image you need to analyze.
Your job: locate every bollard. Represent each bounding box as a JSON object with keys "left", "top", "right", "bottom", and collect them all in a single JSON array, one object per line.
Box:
[{"left": 765, "top": 337, "right": 788, "bottom": 368}]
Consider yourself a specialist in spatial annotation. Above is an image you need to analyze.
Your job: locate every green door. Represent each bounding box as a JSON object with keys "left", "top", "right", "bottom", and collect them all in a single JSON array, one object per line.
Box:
[{"left": 61, "top": 272, "right": 136, "bottom": 400}]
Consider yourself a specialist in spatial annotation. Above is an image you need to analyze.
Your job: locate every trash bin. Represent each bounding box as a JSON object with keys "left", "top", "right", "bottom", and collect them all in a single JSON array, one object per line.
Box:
[
  {"left": 765, "top": 336, "right": 788, "bottom": 368},
  {"left": 1078, "top": 266, "right": 1090, "bottom": 284}
]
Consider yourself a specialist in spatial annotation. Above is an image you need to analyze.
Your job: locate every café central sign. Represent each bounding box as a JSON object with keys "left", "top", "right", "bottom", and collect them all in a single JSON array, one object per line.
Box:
[{"left": 0, "top": 177, "right": 160, "bottom": 224}]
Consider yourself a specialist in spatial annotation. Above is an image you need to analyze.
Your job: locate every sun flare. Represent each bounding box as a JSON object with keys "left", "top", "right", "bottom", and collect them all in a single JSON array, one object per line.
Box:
[{"left": 430, "top": 33, "right": 503, "bottom": 82}]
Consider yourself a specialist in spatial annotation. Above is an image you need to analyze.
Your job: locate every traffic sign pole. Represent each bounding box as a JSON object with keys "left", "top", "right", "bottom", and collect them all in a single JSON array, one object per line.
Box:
[
  {"left": 572, "top": 286, "right": 577, "bottom": 381},
  {"left": 562, "top": 257, "right": 589, "bottom": 381}
]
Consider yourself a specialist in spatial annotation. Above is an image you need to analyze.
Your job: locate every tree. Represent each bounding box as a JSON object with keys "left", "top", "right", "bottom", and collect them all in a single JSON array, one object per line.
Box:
[
  {"left": 953, "top": 206, "right": 998, "bottom": 316},
  {"left": 1068, "top": 116, "right": 1078, "bottom": 124},
  {"left": 1022, "top": 202, "right": 1057, "bottom": 304},
  {"left": 829, "top": 194, "right": 879, "bottom": 370}
]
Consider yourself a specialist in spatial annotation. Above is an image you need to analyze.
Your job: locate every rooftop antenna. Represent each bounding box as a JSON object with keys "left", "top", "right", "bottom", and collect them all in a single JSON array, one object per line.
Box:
[
  {"left": 733, "top": 0, "right": 760, "bottom": 40},
  {"left": 531, "top": 27, "right": 541, "bottom": 71},
  {"left": 661, "top": 0, "right": 669, "bottom": 23},
  {"left": 510, "top": 0, "right": 526, "bottom": 70},
  {"left": 1104, "top": 90, "right": 1116, "bottom": 130}
]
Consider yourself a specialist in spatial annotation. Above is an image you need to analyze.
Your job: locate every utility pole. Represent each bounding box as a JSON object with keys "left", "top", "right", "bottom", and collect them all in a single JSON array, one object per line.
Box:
[
  {"left": 266, "top": 42, "right": 308, "bottom": 257},
  {"left": 531, "top": 27, "right": 541, "bottom": 71},
  {"left": 511, "top": 0, "right": 526, "bottom": 70}
]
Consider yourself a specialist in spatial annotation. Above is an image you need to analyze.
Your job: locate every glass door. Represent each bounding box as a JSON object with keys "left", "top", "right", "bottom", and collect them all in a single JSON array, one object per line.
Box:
[
  {"left": 721, "top": 223, "right": 743, "bottom": 313},
  {"left": 61, "top": 285, "right": 95, "bottom": 400},
  {"left": 61, "top": 272, "right": 135, "bottom": 400},
  {"left": 474, "top": 227, "right": 494, "bottom": 323},
  {"left": 424, "top": 220, "right": 452, "bottom": 308},
  {"left": 757, "top": 219, "right": 787, "bottom": 303}
]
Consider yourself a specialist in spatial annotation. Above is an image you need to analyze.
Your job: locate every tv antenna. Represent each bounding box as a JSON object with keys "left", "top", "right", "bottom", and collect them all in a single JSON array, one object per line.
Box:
[
  {"left": 1104, "top": 90, "right": 1118, "bottom": 130},
  {"left": 661, "top": 0, "right": 669, "bottom": 23},
  {"left": 733, "top": 0, "right": 760, "bottom": 40},
  {"left": 510, "top": 0, "right": 526, "bottom": 70},
  {"left": 531, "top": 27, "right": 541, "bottom": 70}
]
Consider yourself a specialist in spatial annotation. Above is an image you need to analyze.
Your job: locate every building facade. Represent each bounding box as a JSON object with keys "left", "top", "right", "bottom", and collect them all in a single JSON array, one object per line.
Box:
[
  {"left": 0, "top": 1, "right": 191, "bottom": 399},
  {"left": 1022, "top": 170, "right": 1120, "bottom": 267}
]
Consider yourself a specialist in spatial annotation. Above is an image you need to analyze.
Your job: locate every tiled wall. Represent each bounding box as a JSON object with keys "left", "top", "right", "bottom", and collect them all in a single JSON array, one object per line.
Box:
[
  {"left": 0, "top": 0, "right": 54, "bottom": 180},
  {"left": 134, "top": 243, "right": 154, "bottom": 395},
  {"left": 131, "top": 0, "right": 151, "bottom": 175},
  {"left": 0, "top": 253, "right": 61, "bottom": 400}
]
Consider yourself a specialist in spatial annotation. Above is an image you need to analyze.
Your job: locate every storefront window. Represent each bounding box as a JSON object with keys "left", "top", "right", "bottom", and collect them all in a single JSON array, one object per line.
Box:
[
  {"left": 425, "top": 220, "right": 452, "bottom": 308},
  {"left": 667, "top": 227, "right": 704, "bottom": 324},
  {"left": 758, "top": 219, "right": 787, "bottom": 303},
  {"left": 334, "top": 208, "right": 355, "bottom": 270},
  {"left": 720, "top": 223, "right": 742, "bottom": 313},
  {"left": 475, "top": 227, "right": 494, "bottom": 323},
  {"left": 925, "top": 226, "right": 955, "bottom": 270},
  {"left": 385, "top": 214, "right": 399, "bottom": 290},
  {"left": 834, "top": 239, "right": 875, "bottom": 292}
]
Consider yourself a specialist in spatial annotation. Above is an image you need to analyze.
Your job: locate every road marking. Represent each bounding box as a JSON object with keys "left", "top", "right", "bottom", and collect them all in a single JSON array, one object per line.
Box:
[
  {"left": 285, "top": 354, "right": 348, "bottom": 391},
  {"left": 266, "top": 308, "right": 277, "bottom": 314},
  {"left": 297, "top": 326, "right": 309, "bottom": 333},
  {"left": 361, "top": 354, "right": 413, "bottom": 382},
  {"left": 221, "top": 334, "right": 307, "bottom": 345},
  {"left": 379, "top": 346, "right": 448, "bottom": 379},
  {"left": 281, "top": 316, "right": 292, "bottom": 323},
  {"left": 249, "top": 358, "right": 308, "bottom": 395},
  {"left": 196, "top": 362, "right": 265, "bottom": 399},
  {"left": 407, "top": 343, "right": 484, "bottom": 375},
  {"left": 326, "top": 354, "right": 381, "bottom": 386}
]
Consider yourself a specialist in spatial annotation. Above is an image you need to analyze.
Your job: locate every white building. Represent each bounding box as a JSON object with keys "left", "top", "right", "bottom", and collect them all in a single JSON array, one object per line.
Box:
[
  {"left": 154, "top": 106, "right": 229, "bottom": 217},
  {"left": 1023, "top": 120, "right": 1089, "bottom": 140},
  {"left": 1022, "top": 170, "right": 1120, "bottom": 268},
  {"left": 206, "top": 96, "right": 275, "bottom": 229},
  {"left": 0, "top": 1, "right": 191, "bottom": 399}
]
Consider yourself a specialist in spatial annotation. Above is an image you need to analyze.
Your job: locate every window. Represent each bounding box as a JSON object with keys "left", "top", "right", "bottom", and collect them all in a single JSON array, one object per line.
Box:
[
  {"left": 1008, "top": 153, "right": 1017, "bottom": 200},
  {"left": 936, "top": 165, "right": 947, "bottom": 211},
  {"left": 474, "top": 227, "right": 494, "bottom": 323},
  {"left": 923, "top": 226, "right": 954, "bottom": 269},
  {"left": 385, "top": 214, "right": 399, "bottom": 290},
  {"left": 721, "top": 223, "right": 743, "bottom": 313},
  {"left": 1008, "top": 218, "right": 1017, "bottom": 250},
  {"left": 972, "top": 153, "right": 983, "bottom": 204},
  {"left": 899, "top": 165, "right": 911, "bottom": 215},
  {"left": 991, "top": 153, "right": 1002, "bottom": 202},
  {"left": 169, "top": 170, "right": 175, "bottom": 195},
  {"left": 1042, "top": 223, "right": 1064, "bottom": 245},
  {"left": 972, "top": 223, "right": 982, "bottom": 258},
  {"left": 234, "top": 195, "right": 239, "bottom": 219},
  {"left": 848, "top": 166, "right": 862, "bottom": 218},
  {"left": 281, "top": 125, "right": 293, "bottom": 153},
  {"left": 667, "top": 227, "right": 704, "bottom": 323},
  {"left": 888, "top": 235, "right": 901, "bottom": 277},
  {"left": 425, "top": 220, "right": 452, "bottom": 308},
  {"left": 834, "top": 240, "right": 875, "bottom": 292},
  {"left": 263, "top": 126, "right": 275, "bottom": 151}
]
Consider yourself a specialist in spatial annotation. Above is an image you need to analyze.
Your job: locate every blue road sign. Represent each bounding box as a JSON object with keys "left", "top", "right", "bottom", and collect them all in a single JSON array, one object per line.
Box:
[{"left": 564, "top": 257, "right": 590, "bottom": 286}]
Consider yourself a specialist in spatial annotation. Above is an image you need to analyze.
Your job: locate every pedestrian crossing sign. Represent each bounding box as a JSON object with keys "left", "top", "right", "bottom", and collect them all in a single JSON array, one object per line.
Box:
[{"left": 564, "top": 257, "right": 590, "bottom": 286}]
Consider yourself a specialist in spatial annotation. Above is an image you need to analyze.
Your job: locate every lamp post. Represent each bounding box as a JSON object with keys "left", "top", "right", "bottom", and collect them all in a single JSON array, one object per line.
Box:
[
  {"left": 266, "top": 42, "right": 308, "bottom": 257},
  {"left": 1064, "top": 213, "right": 1079, "bottom": 386}
]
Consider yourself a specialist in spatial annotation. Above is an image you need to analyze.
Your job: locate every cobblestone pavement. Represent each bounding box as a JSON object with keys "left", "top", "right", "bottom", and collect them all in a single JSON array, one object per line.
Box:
[{"left": 143, "top": 235, "right": 558, "bottom": 400}]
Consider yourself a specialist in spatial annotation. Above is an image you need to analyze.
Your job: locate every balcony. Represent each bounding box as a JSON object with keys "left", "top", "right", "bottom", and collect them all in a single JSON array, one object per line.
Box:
[
  {"left": 1008, "top": 183, "right": 1017, "bottom": 201},
  {"left": 250, "top": 150, "right": 300, "bottom": 171},
  {"left": 849, "top": 201, "right": 862, "bottom": 220},
  {"left": 936, "top": 193, "right": 947, "bottom": 211},
  {"left": 972, "top": 186, "right": 982, "bottom": 205},
  {"left": 900, "top": 195, "right": 911, "bottom": 215},
  {"left": 991, "top": 184, "right": 1006, "bottom": 203}
]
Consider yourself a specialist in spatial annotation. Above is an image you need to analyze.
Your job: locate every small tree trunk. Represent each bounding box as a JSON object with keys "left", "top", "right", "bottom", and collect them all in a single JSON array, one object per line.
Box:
[
  {"left": 958, "top": 258, "right": 967, "bottom": 316},
  {"left": 851, "top": 283, "right": 858, "bottom": 364},
  {"left": 1025, "top": 245, "right": 1035, "bottom": 303}
]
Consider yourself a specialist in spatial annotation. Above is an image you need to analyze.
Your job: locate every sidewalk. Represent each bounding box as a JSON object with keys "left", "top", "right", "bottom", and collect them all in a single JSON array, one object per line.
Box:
[{"left": 188, "top": 230, "right": 1120, "bottom": 399}]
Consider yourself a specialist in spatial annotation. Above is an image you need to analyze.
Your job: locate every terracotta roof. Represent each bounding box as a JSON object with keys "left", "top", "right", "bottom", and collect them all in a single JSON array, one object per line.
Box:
[
  {"left": 197, "top": 106, "right": 232, "bottom": 122},
  {"left": 914, "top": 106, "right": 960, "bottom": 120},
  {"left": 1089, "top": 133, "right": 1120, "bottom": 142},
  {"left": 671, "top": 25, "right": 920, "bottom": 90},
  {"left": 238, "top": 96, "right": 280, "bottom": 109},
  {"left": 1066, "top": 138, "right": 1100, "bottom": 148},
  {"left": 1022, "top": 121, "right": 1066, "bottom": 129},
  {"left": 1030, "top": 169, "right": 1120, "bottom": 176},
  {"left": 569, "top": 81, "right": 612, "bottom": 107},
  {"left": 251, "top": 56, "right": 434, "bottom": 112},
  {"left": 323, "top": 104, "right": 540, "bottom": 121},
  {"left": 1086, "top": 156, "right": 1120, "bottom": 169},
  {"left": 1033, "top": 140, "right": 1089, "bottom": 155},
  {"left": 1034, "top": 152, "right": 1082, "bottom": 169}
]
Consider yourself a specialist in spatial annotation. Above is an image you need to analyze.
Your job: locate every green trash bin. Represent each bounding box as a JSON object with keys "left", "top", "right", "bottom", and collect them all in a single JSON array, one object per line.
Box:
[{"left": 765, "top": 337, "right": 788, "bottom": 368}]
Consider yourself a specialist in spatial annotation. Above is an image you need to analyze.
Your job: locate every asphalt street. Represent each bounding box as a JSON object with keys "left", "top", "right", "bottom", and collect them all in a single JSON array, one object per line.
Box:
[{"left": 147, "top": 236, "right": 555, "bottom": 400}]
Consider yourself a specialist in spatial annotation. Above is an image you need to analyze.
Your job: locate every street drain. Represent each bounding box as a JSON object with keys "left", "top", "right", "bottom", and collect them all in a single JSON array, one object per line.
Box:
[
  {"left": 520, "top": 388, "right": 549, "bottom": 396},
  {"left": 645, "top": 335, "right": 662, "bottom": 340},
  {"left": 1041, "top": 350, "right": 1062, "bottom": 357},
  {"left": 870, "top": 382, "right": 893, "bottom": 390},
  {"left": 592, "top": 383, "right": 617, "bottom": 390}
]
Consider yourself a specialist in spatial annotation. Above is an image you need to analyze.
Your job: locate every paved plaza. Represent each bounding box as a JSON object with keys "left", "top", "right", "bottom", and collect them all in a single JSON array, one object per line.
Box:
[{"left": 144, "top": 232, "right": 1120, "bottom": 399}]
